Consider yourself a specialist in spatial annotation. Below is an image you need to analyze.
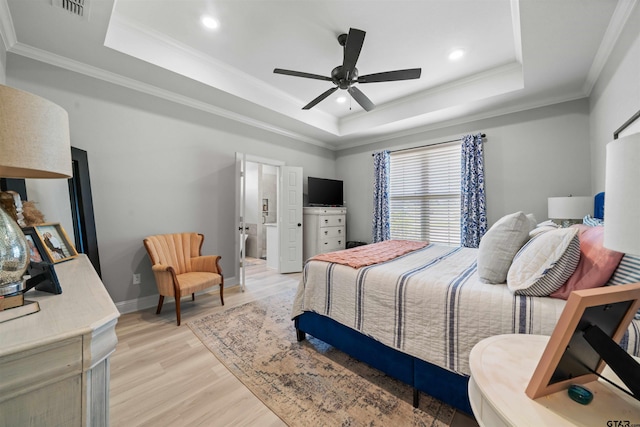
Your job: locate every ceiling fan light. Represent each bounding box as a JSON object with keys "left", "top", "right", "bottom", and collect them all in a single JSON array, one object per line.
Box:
[
  {"left": 449, "top": 49, "right": 465, "bottom": 61},
  {"left": 336, "top": 96, "right": 347, "bottom": 104},
  {"left": 201, "top": 15, "right": 219, "bottom": 30}
]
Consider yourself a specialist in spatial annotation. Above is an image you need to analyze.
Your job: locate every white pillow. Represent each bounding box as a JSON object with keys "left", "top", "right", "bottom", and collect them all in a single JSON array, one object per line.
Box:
[
  {"left": 477, "top": 211, "right": 532, "bottom": 284},
  {"left": 529, "top": 221, "right": 561, "bottom": 238},
  {"left": 507, "top": 228, "right": 581, "bottom": 296}
]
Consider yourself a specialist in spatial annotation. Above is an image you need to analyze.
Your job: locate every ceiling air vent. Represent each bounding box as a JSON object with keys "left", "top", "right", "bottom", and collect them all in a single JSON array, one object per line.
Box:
[{"left": 51, "top": 0, "right": 90, "bottom": 19}]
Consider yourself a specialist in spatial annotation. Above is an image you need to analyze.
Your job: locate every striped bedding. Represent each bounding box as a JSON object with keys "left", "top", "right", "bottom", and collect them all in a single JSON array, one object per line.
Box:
[{"left": 292, "top": 243, "right": 640, "bottom": 376}]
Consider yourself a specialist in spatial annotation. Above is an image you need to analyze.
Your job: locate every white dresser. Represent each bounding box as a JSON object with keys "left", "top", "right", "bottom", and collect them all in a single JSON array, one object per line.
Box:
[
  {"left": 0, "top": 255, "right": 119, "bottom": 426},
  {"left": 303, "top": 207, "right": 347, "bottom": 260}
]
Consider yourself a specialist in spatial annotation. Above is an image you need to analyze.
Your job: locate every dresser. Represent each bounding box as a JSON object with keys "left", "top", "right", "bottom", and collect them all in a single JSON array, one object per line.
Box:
[
  {"left": 303, "top": 207, "right": 347, "bottom": 260},
  {"left": 0, "top": 255, "right": 119, "bottom": 427}
]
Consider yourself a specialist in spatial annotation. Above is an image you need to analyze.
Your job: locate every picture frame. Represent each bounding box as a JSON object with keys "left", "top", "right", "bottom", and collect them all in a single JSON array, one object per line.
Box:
[
  {"left": 33, "top": 223, "right": 78, "bottom": 264},
  {"left": 526, "top": 283, "right": 640, "bottom": 400},
  {"left": 22, "top": 226, "right": 48, "bottom": 263}
]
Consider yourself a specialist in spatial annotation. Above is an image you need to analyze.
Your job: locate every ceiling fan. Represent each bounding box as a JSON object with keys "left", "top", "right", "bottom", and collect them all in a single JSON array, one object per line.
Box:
[{"left": 274, "top": 28, "right": 421, "bottom": 112}]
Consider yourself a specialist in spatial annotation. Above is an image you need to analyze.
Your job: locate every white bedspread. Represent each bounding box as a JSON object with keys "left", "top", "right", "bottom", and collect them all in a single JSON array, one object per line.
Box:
[{"left": 292, "top": 244, "right": 640, "bottom": 376}]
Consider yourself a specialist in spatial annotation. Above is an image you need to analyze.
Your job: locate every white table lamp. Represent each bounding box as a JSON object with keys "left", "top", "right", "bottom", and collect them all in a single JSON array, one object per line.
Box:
[
  {"left": 0, "top": 84, "right": 71, "bottom": 304},
  {"left": 548, "top": 196, "right": 592, "bottom": 227},
  {"left": 603, "top": 133, "right": 640, "bottom": 255}
]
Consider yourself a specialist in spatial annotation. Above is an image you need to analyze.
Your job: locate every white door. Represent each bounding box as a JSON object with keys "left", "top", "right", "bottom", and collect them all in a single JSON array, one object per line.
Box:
[
  {"left": 278, "top": 166, "right": 303, "bottom": 273},
  {"left": 235, "top": 152, "right": 246, "bottom": 291}
]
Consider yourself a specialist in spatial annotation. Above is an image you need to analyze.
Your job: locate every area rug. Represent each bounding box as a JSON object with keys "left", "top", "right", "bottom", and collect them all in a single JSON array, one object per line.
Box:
[{"left": 188, "top": 290, "right": 456, "bottom": 426}]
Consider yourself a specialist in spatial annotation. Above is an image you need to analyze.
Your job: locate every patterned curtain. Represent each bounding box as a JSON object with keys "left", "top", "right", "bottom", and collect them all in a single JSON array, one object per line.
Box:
[
  {"left": 461, "top": 133, "right": 487, "bottom": 248},
  {"left": 372, "top": 150, "right": 391, "bottom": 243}
]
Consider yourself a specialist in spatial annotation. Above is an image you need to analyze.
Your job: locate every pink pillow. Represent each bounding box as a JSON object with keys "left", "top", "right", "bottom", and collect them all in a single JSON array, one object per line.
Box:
[{"left": 550, "top": 225, "right": 623, "bottom": 300}]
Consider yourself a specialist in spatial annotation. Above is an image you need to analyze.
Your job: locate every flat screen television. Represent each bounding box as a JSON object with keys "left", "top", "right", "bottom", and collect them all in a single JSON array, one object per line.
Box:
[{"left": 308, "top": 177, "right": 343, "bottom": 206}]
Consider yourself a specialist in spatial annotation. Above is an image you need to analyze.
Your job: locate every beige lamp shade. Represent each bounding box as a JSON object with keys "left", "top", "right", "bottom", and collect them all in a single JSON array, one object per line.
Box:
[
  {"left": 0, "top": 84, "right": 72, "bottom": 179},
  {"left": 604, "top": 133, "right": 640, "bottom": 255},
  {"left": 548, "top": 196, "right": 592, "bottom": 220}
]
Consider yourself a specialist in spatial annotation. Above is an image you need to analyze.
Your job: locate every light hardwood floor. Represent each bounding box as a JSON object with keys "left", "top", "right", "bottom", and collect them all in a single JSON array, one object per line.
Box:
[
  {"left": 109, "top": 259, "right": 478, "bottom": 427},
  {"left": 110, "top": 259, "right": 295, "bottom": 426}
]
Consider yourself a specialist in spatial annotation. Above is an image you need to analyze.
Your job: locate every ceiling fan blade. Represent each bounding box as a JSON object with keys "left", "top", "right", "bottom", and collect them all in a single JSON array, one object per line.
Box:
[
  {"left": 357, "top": 68, "right": 422, "bottom": 83},
  {"left": 302, "top": 87, "right": 339, "bottom": 110},
  {"left": 273, "top": 68, "right": 332, "bottom": 81},
  {"left": 347, "top": 86, "right": 375, "bottom": 112},
  {"left": 343, "top": 28, "right": 366, "bottom": 79}
]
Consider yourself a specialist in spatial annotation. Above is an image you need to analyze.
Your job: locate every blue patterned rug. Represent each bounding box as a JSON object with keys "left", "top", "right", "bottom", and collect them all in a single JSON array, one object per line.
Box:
[{"left": 188, "top": 290, "right": 456, "bottom": 426}]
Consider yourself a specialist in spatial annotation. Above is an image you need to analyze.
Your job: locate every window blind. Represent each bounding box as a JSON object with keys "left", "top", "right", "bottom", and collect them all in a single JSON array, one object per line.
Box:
[{"left": 389, "top": 143, "right": 461, "bottom": 246}]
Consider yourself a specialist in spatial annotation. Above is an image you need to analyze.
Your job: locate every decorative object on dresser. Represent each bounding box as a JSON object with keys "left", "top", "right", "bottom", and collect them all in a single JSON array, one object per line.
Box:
[
  {"left": 548, "top": 195, "right": 592, "bottom": 227},
  {"left": 0, "top": 84, "right": 72, "bottom": 321},
  {"left": 303, "top": 206, "right": 346, "bottom": 260},
  {"left": 33, "top": 223, "right": 78, "bottom": 263},
  {"left": 143, "top": 232, "right": 224, "bottom": 326}
]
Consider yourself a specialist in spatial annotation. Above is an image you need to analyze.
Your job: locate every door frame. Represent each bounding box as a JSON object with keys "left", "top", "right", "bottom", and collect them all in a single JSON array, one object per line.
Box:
[{"left": 235, "top": 153, "right": 288, "bottom": 287}]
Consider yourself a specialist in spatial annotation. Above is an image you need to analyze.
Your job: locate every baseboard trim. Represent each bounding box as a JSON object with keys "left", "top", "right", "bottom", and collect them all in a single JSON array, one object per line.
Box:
[{"left": 115, "top": 276, "right": 239, "bottom": 314}]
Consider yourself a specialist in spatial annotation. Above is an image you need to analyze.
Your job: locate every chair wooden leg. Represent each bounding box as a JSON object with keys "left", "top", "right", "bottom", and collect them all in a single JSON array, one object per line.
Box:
[
  {"left": 219, "top": 283, "right": 224, "bottom": 306},
  {"left": 175, "top": 296, "right": 181, "bottom": 326},
  {"left": 156, "top": 296, "right": 164, "bottom": 314}
]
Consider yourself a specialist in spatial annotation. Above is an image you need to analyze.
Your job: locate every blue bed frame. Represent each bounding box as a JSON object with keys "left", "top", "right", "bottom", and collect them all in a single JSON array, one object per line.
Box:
[{"left": 294, "top": 311, "right": 473, "bottom": 415}]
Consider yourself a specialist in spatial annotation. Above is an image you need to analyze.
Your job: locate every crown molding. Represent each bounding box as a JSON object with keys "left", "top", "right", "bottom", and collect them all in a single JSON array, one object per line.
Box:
[
  {"left": 583, "top": 0, "right": 638, "bottom": 96},
  {"left": 0, "top": 0, "right": 17, "bottom": 52},
  {"left": 337, "top": 92, "right": 588, "bottom": 151},
  {"left": 7, "top": 41, "right": 334, "bottom": 149}
]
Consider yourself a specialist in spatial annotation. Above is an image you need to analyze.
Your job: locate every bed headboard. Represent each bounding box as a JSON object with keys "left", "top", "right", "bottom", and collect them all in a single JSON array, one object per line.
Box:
[{"left": 594, "top": 192, "right": 605, "bottom": 220}]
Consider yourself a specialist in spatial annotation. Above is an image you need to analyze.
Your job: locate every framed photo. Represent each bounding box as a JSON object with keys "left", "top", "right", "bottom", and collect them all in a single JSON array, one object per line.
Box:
[
  {"left": 22, "top": 227, "right": 47, "bottom": 263},
  {"left": 33, "top": 223, "right": 78, "bottom": 264},
  {"left": 526, "top": 283, "right": 640, "bottom": 399}
]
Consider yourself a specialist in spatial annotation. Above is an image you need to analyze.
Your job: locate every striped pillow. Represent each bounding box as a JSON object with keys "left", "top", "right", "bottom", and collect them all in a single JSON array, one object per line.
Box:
[
  {"left": 607, "top": 254, "right": 640, "bottom": 319},
  {"left": 583, "top": 215, "right": 604, "bottom": 227},
  {"left": 507, "top": 228, "right": 581, "bottom": 296}
]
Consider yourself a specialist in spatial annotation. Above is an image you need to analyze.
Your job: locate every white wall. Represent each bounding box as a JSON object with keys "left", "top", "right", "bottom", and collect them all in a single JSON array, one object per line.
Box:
[
  {"left": 7, "top": 54, "right": 336, "bottom": 304},
  {"left": 0, "top": 40, "right": 5, "bottom": 84},
  {"left": 337, "top": 99, "right": 592, "bottom": 243},
  {"left": 589, "top": 3, "right": 640, "bottom": 193},
  {"left": 245, "top": 161, "right": 260, "bottom": 225}
]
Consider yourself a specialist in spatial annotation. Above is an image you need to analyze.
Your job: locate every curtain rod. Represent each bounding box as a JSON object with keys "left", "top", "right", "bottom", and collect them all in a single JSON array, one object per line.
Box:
[{"left": 372, "top": 133, "right": 486, "bottom": 156}]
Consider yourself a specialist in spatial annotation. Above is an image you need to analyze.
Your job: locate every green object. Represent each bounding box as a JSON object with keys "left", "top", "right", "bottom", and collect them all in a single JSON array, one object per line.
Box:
[{"left": 568, "top": 384, "right": 593, "bottom": 405}]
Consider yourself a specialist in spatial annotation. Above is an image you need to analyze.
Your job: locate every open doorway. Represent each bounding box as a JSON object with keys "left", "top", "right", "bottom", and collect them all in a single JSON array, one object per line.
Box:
[
  {"left": 235, "top": 153, "right": 303, "bottom": 290},
  {"left": 243, "top": 161, "right": 278, "bottom": 267}
]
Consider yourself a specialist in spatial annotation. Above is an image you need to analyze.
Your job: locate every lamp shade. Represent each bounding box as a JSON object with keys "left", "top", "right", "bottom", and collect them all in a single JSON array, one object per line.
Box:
[
  {"left": 603, "top": 133, "right": 640, "bottom": 255},
  {"left": 548, "top": 196, "right": 592, "bottom": 220},
  {"left": 0, "top": 84, "right": 72, "bottom": 178}
]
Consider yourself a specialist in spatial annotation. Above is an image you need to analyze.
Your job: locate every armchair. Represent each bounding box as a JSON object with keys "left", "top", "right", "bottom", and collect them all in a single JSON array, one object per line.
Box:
[{"left": 143, "top": 233, "right": 223, "bottom": 325}]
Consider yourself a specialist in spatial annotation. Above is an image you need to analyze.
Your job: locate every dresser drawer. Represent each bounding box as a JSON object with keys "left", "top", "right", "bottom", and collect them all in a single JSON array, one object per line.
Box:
[
  {"left": 319, "top": 226, "right": 345, "bottom": 238},
  {"left": 320, "top": 236, "right": 345, "bottom": 251},
  {"left": 319, "top": 215, "right": 345, "bottom": 227}
]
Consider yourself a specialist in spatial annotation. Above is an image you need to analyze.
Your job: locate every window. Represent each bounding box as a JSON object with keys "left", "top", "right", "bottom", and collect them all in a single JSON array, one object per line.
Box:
[{"left": 389, "top": 143, "right": 461, "bottom": 246}]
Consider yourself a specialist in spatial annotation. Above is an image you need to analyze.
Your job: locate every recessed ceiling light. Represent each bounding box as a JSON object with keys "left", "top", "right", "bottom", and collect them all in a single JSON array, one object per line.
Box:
[
  {"left": 336, "top": 96, "right": 347, "bottom": 104},
  {"left": 449, "top": 49, "right": 465, "bottom": 61},
  {"left": 201, "top": 15, "right": 219, "bottom": 30}
]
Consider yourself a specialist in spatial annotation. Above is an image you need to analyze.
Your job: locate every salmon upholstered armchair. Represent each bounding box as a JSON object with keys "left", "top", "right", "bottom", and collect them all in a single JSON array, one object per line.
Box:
[{"left": 143, "top": 233, "right": 223, "bottom": 326}]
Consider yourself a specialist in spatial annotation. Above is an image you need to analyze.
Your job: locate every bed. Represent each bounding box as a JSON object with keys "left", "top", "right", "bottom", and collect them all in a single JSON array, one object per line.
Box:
[{"left": 291, "top": 214, "right": 640, "bottom": 415}]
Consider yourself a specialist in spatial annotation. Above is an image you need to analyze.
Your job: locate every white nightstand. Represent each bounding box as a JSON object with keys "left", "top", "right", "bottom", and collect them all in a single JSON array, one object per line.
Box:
[{"left": 468, "top": 334, "right": 640, "bottom": 427}]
